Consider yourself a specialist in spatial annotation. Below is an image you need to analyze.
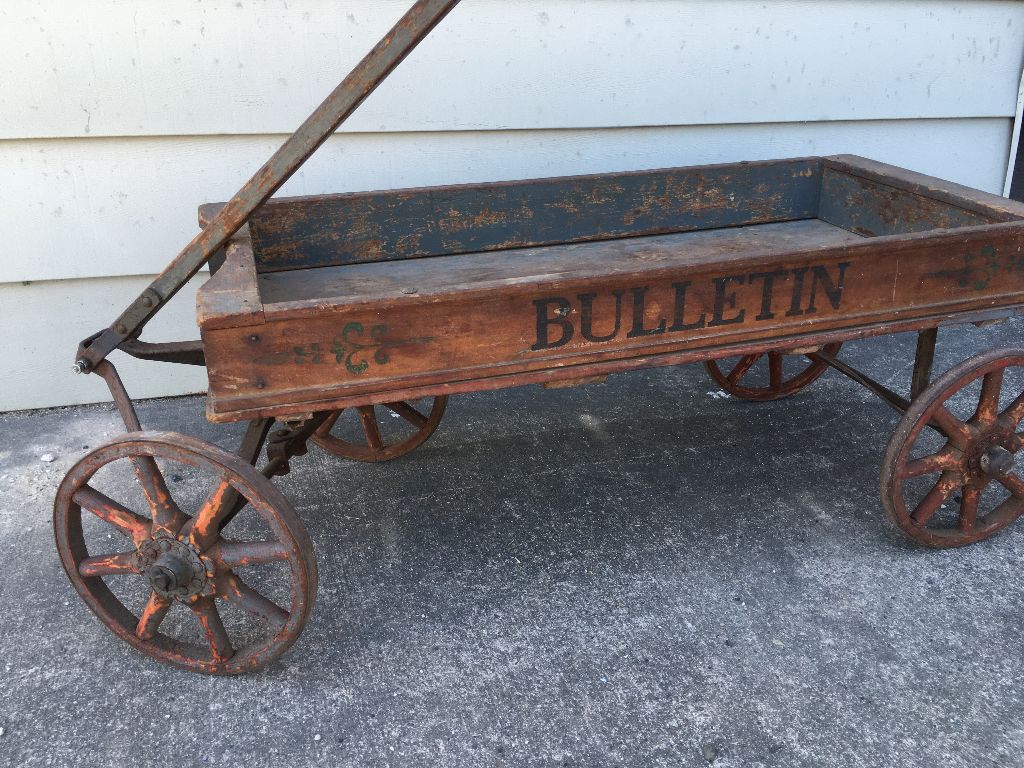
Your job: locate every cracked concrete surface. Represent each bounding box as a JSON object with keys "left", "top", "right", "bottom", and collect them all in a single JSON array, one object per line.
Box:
[{"left": 1, "top": 321, "right": 1024, "bottom": 767}]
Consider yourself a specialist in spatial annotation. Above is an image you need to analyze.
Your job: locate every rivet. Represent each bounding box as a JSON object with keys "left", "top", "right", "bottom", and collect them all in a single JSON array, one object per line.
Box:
[
  {"left": 249, "top": 334, "right": 260, "bottom": 343},
  {"left": 115, "top": 323, "right": 127, "bottom": 335},
  {"left": 141, "top": 296, "right": 153, "bottom": 308},
  {"left": 255, "top": 380, "right": 266, "bottom": 389}
]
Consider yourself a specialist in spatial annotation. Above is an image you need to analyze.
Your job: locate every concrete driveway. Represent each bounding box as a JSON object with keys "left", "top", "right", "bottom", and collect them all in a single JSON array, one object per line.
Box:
[{"left": 2, "top": 321, "right": 1023, "bottom": 767}]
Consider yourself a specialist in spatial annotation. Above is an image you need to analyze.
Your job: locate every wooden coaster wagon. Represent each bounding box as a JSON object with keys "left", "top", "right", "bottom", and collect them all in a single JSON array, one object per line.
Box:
[{"left": 56, "top": 0, "right": 1024, "bottom": 674}]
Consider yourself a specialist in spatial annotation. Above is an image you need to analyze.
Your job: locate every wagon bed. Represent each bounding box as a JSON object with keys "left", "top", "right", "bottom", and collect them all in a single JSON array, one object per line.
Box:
[{"left": 197, "top": 155, "right": 1024, "bottom": 422}]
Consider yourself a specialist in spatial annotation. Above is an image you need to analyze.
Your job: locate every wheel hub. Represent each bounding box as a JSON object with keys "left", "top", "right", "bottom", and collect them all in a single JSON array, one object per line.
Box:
[
  {"left": 134, "top": 537, "right": 212, "bottom": 599},
  {"left": 965, "top": 432, "right": 1017, "bottom": 479},
  {"left": 980, "top": 445, "right": 1015, "bottom": 476}
]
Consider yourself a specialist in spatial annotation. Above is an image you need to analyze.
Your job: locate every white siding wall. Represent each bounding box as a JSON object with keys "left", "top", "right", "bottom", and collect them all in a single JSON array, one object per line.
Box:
[{"left": 2, "top": 0, "right": 1023, "bottom": 411}]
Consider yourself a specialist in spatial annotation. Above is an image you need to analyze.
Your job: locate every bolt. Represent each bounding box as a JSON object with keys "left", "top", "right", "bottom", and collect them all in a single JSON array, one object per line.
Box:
[
  {"left": 980, "top": 445, "right": 1014, "bottom": 476},
  {"left": 72, "top": 360, "right": 89, "bottom": 374},
  {"left": 150, "top": 566, "right": 174, "bottom": 593}
]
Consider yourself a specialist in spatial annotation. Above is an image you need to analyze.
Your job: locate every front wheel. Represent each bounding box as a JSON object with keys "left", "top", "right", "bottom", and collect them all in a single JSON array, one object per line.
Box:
[{"left": 54, "top": 431, "right": 317, "bottom": 674}]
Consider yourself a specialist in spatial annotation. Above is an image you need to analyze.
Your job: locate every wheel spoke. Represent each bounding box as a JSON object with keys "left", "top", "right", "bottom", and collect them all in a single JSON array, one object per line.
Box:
[
  {"left": 973, "top": 369, "right": 1005, "bottom": 424},
  {"left": 217, "top": 573, "right": 289, "bottom": 630},
  {"left": 998, "top": 472, "right": 1024, "bottom": 499},
  {"left": 768, "top": 352, "right": 783, "bottom": 391},
  {"left": 358, "top": 406, "right": 385, "bottom": 451},
  {"left": 315, "top": 410, "right": 342, "bottom": 436},
  {"left": 73, "top": 486, "right": 150, "bottom": 544},
  {"left": 189, "top": 477, "right": 235, "bottom": 551},
  {"left": 1001, "top": 391, "right": 1024, "bottom": 426},
  {"left": 385, "top": 401, "right": 429, "bottom": 429},
  {"left": 136, "top": 592, "right": 172, "bottom": 641},
  {"left": 131, "top": 456, "right": 188, "bottom": 537},
  {"left": 899, "top": 446, "right": 961, "bottom": 479},
  {"left": 959, "top": 485, "right": 981, "bottom": 531},
  {"left": 726, "top": 354, "right": 760, "bottom": 385},
  {"left": 191, "top": 596, "right": 234, "bottom": 662},
  {"left": 911, "top": 471, "right": 962, "bottom": 526},
  {"left": 78, "top": 551, "right": 137, "bottom": 578},
  {"left": 930, "top": 406, "right": 972, "bottom": 446},
  {"left": 210, "top": 539, "right": 291, "bottom": 571}
]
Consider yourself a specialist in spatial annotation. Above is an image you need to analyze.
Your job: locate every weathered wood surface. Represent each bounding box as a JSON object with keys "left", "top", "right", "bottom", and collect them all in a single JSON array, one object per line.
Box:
[
  {"left": 197, "top": 156, "right": 1024, "bottom": 422},
  {"left": 819, "top": 171, "right": 996, "bottom": 237},
  {"left": 192, "top": 228, "right": 262, "bottom": 332},
  {"left": 200, "top": 224, "right": 1024, "bottom": 420},
  {"left": 825, "top": 155, "right": 1024, "bottom": 222},
  {"left": 255, "top": 219, "right": 862, "bottom": 309},
  {"left": 244, "top": 158, "right": 822, "bottom": 272}
]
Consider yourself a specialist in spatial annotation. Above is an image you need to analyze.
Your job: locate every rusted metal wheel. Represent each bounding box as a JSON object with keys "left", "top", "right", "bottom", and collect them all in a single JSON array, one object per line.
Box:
[
  {"left": 705, "top": 343, "right": 842, "bottom": 401},
  {"left": 881, "top": 348, "right": 1024, "bottom": 548},
  {"left": 54, "top": 431, "right": 317, "bottom": 674},
  {"left": 312, "top": 396, "right": 448, "bottom": 462}
]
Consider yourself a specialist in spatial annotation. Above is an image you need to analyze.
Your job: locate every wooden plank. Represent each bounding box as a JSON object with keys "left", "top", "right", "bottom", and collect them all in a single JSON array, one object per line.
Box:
[
  {"left": 195, "top": 234, "right": 264, "bottom": 331},
  {"left": 825, "top": 155, "right": 1024, "bottom": 222},
  {"left": 256, "top": 219, "right": 863, "bottom": 310},
  {"left": 200, "top": 221, "right": 1024, "bottom": 420},
  {"left": 204, "top": 305, "right": 1024, "bottom": 424},
  {"left": 247, "top": 158, "right": 823, "bottom": 272},
  {"left": 819, "top": 170, "right": 997, "bottom": 237},
  {"left": 4, "top": 1, "right": 1023, "bottom": 140}
]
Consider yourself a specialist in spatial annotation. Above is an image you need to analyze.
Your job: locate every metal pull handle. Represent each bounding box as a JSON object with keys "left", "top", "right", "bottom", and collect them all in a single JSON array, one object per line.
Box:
[{"left": 76, "top": 0, "right": 462, "bottom": 372}]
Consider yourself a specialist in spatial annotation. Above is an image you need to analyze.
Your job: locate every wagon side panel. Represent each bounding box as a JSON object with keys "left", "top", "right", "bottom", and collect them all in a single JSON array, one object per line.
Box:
[{"left": 201, "top": 224, "right": 1024, "bottom": 420}]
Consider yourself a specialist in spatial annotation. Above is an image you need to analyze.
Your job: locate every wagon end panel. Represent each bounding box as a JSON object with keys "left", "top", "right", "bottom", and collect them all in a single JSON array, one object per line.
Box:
[{"left": 819, "top": 155, "right": 1024, "bottom": 238}]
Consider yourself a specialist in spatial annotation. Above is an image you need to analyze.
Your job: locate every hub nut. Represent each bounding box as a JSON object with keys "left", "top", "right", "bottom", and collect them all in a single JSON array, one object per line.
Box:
[
  {"left": 979, "top": 445, "right": 1014, "bottom": 476},
  {"left": 148, "top": 553, "right": 194, "bottom": 594}
]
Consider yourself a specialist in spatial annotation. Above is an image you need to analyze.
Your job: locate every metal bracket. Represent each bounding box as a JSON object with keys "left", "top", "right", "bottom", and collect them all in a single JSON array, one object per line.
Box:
[{"left": 264, "top": 414, "right": 332, "bottom": 478}]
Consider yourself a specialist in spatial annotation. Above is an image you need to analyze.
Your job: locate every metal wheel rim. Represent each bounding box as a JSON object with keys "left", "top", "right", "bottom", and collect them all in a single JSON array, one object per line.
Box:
[
  {"left": 54, "top": 431, "right": 317, "bottom": 675},
  {"left": 312, "top": 396, "right": 448, "bottom": 462},
  {"left": 881, "top": 347, "right": 1024, "bottom": 548},
  {"left": 705, "top": 343, "right": 842, "bottom": 401}
]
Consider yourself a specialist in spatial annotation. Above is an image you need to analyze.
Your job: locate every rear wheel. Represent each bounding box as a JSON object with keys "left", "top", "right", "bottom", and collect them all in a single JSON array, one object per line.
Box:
[
  {"left": 705, "top": 344, "right": 842, "bottom": 401},
  {"left": 881, "top": 348, "right": 1024, "bottom": 548},
  {"left": 312, "top": 396, "right": 448, "bottom": 462}
]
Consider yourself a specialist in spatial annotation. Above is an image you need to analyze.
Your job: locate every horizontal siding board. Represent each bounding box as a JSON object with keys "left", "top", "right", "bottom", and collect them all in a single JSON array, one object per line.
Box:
[
  {"left": 1, "top": 0, "right": 1022, "bottom": 140},
  {"left": 0, "top": 276, "right": 208, "bottom": 412},
  {"left": 0, "top": 118, "right": 1012, "bottom": 284}
]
